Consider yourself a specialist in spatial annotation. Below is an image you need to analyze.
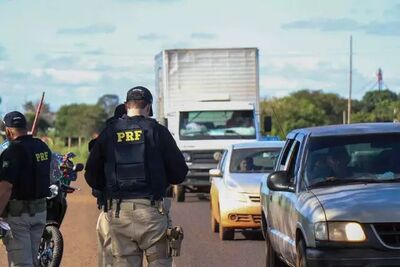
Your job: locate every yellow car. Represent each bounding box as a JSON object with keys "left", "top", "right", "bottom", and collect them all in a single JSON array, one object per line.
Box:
[{"left": 210, "top": 141, "right": 284, "bottom": 240}]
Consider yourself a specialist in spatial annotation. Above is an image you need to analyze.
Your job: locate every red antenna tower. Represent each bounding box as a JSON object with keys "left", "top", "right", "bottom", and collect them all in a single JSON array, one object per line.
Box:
[
  {"left": 377, "top": 68, "right": 383, "bottom": 91},
  {"left": 367, "top": 68, "right": 389, "bottom": 91}
]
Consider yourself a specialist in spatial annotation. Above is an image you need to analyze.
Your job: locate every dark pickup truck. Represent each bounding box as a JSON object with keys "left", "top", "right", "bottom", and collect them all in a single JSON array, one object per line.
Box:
[{"left": 260, "top": 123, "right": 400, "bottom": 267}]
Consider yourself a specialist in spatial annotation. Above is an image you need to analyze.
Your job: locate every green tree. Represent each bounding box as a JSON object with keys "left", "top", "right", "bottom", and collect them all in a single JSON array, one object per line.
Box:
[
  {"left": 352, "top": 90, "right": 398, "bottom": 122},
  {"left": 97, "top": 94, "right": 119, "bottom": 118},
  {"left": 261, "top": 89, "right": 347, "bottom": 138},
  {"left": 55, "top": 104, "right": 107, "bottom": 138},
  {"left": 361, "top": 90, "right": 397, "bottom": 113}
]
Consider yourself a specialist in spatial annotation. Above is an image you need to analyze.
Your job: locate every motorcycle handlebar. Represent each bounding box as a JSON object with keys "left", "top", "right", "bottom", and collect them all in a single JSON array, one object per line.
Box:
[
  {"left": 73, "top": 163, "right": 84, "bottom": 172},
  {"left": 60, "top": 183, "right": 79, "bottom": 193}
]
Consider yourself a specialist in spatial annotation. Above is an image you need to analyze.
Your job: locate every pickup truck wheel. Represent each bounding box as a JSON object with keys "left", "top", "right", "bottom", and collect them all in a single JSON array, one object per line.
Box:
[
  {"left": 173, "top": 185, "right": 185, "bottom": 202},
  {"left": 219, "top": 224, "right": 234, "bottom": 240},
  {"left": 296, "top": 239, "right": 307, "bottom": 267},
  {"left": 265, "top": 232, "right": 285, "bottom": 267},
  {"left": 211, "top": 210, "right": 219, "bottom": 233}
]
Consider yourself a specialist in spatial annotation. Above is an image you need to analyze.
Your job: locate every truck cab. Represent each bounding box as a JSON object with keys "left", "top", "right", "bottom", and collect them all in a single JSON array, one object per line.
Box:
[{"left": 168, "top": 101, "right": 260, "bottom": 201}]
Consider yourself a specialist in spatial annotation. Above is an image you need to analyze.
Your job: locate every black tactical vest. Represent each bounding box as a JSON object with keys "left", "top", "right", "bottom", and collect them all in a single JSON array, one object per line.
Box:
[
  {"left": 104, "top": 116, "right": 167, "bottom": 199},
  {"left": 10, "top": 136, "right": 51, "bottom": 200}
]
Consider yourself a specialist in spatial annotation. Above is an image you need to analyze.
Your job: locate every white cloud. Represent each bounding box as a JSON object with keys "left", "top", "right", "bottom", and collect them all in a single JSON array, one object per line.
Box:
[
  {"left": 57, "top": 24, "right": 116, "bottom": 35},
  {"left": 259, "top": 58, "right": 371, "bottom": 100},
  {"left": 44, "top": 69, "right": 101, "bottom": 84}
]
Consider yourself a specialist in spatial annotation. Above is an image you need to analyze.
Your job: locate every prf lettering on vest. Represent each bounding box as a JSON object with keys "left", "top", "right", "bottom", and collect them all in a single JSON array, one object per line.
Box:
[
  {"left": 117, "top": 130, "right": 143, "bottom": 143},
  {"left": 35, "top": 151, "right": 49, "bottom": 162}
]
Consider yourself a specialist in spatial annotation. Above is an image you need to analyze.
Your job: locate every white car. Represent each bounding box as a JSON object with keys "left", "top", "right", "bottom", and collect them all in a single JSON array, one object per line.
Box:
[{"left": 210, "top": 140, "right": 284, "bottom": 240}]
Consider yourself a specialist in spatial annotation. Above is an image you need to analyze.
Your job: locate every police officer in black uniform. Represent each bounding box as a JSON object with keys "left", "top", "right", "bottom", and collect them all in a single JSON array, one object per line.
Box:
[
  {"left": 85, "top": 86, "right": 188, "bottom": 267},
  {"left": 0, "top": 111, "right": 51, "bottom": 266}
]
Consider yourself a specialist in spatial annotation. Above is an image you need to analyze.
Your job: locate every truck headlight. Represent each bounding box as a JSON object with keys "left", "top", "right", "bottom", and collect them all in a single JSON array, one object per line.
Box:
[
  {"left": 315, "top": 222, "right": 366, "bottom": 242},
  {"left": 315, "top": 222, "right": 328, "bottom": 240},
  {"left": 182, "top": 152, "right": 191, "bottom": 162}
]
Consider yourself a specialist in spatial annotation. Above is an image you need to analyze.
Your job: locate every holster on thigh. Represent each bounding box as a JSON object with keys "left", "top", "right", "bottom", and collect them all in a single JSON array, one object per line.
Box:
[{"left": 145, "top": 235, "right": 169, "bottom": 263}]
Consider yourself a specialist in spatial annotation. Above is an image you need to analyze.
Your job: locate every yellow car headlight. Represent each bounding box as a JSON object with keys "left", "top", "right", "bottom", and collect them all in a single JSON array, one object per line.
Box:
[
  {"left": 224, "top": 180, "right": 248, "bottom": 202},
  {"left": 315, "top": 222, "right": 366, "bottom": 242},
  {"left": 225, "top": 191, "right": 247, "bottom": 202}
]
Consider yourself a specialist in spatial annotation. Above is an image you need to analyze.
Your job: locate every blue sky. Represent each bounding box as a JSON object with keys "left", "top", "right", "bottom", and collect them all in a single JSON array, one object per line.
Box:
[{"left": 0, "top": 0, "right": 399, "bottom": 112}]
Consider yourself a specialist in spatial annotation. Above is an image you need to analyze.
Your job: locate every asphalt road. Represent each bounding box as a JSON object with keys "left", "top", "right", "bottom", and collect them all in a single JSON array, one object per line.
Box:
[
  {"left": 171, "top": 194, "right": 266, "bottom": 267},
  {"left": 0, "top": 175, "right": 266, "bottom": 267}
]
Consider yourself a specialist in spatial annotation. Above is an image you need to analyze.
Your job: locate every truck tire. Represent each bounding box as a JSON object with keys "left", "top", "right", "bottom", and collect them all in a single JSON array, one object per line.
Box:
[
  {"left": 219, "top": 224, "right": 234, "bottom": 240},
  {"left": 173, "top": 185, "right": 185, "bottom": 202},
  {"left": 165, "top": 186, "right": 173, "bottom": 197},
  {"left": 296, "top": 239, "right": 307, "bottom": 267}
]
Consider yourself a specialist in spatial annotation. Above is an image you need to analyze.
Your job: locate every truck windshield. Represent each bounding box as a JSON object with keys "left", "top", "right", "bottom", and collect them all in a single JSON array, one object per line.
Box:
[
  {"left": 230, "top": 148, "right": 281, "bottom": 173},
  {"left": 305, "top": 133, "right": 400, "bottom": 188},
  {"left": 179, "top": 110, "right": 255, "bottom": 140}
]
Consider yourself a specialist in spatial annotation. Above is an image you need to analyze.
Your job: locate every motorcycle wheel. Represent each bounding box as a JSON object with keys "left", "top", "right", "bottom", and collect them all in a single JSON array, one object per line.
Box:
[{"left": 38, "top": 225, "right": 64, "bottom": 267}]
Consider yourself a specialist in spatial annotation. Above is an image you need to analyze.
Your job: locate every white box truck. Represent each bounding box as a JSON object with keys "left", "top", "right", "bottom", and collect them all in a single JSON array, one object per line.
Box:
[{"left": 154, "top": 48, "right": 267, "bottom": 202}]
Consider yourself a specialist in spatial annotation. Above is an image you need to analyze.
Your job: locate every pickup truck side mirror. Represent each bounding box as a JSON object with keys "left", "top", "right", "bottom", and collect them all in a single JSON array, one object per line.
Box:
[
  {"left": 209, "top": 168, "right": 223, "bottom": 178},
  {"left": 263, "top": 116, "right": 272, "bottom": 133},
  {"left": 267, "top": 171, "right": 295, "bottom": 192}
]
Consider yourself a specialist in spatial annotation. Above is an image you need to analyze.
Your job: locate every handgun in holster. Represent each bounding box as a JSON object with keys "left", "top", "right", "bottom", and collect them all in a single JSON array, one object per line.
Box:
[
  {"left": 166, "top": 226, "right": 184, "bottom": 257},
  {"left": 0, "top": 227, "right": 11, "bottom": 240}
]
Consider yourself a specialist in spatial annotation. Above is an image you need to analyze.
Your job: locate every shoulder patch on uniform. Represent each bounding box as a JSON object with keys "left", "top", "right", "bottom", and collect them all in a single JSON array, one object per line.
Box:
[{"left": 2, "top": 161, "right": 9, "bottom": 168}]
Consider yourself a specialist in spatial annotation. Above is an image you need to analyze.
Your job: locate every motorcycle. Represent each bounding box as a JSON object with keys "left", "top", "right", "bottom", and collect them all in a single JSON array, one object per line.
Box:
[{"left": 37, "top": 152, "right": 84, "bottom": 267}]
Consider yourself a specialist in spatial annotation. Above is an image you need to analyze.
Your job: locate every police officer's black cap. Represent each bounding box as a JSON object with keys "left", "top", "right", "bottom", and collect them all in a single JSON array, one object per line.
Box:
[
  {"left": 3, "top": 111, "right": 27, "bottom": 129},
  {"left": 126, "top": 86, "right": 153, "bottom": 116},
  {"left": 126, "top": 86, "right": 153, "bottom": 103}
]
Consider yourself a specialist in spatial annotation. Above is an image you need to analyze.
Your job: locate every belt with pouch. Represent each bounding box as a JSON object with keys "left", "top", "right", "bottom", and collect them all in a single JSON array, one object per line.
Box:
[
  {"left": 4, "top": 198, "right": 47, "bottom": 217},
  {"left": 111, "top": 198, "right": 165, "bottom": 218},
  {"left": 111, "top": 198, "right": 161, "bottom": 208}
]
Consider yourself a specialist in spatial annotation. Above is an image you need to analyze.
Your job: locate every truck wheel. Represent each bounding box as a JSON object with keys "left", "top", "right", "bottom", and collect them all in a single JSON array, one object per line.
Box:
[
  {"left": 265, "top": 232, "right": 285, "bottom": 267},
  {"left": 165, "top": 186, "right": 173, "bottom": 197},
  {"left": 219, "top": 224, "right": 234, "bottom": 240},
  {"left": 296, "top": 239, "right": 307, "bottom": 267},
  {"left": 173, "top": 185, "right": 185, "bottom": 202},
  {"left": 211, "top": 209, "right": 219, "bottom": 233}
]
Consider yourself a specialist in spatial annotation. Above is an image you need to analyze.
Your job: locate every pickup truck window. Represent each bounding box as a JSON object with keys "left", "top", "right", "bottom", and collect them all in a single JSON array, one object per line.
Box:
[
  {"left": 287, "top": 141, "right": 300, "bottom": 183},
  {"left": 179, "top": 110, "right": 256, "bottom": 140},
  {"left": 304, "top": 133, "right": 400, "bottom": 188},
  {"left": 278, "top": 139, "right": 294, "bottom": 170}
]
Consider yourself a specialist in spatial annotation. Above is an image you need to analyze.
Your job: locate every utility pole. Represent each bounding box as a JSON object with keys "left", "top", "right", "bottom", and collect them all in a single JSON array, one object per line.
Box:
[{"left": 347, "top": 35, "right": 353, "bottom": 124}]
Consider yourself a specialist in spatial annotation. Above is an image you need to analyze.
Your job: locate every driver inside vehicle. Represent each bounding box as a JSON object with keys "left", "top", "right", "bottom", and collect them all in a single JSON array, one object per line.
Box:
[
  {"left": 306, "top": 154, "right": 330, "bottom": 181},
  {"left": 326, "top": 146, "right": 353, "bottom": 179},
  {"left": 238, "top": 157, "right": 261, "bottom": 172}
]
